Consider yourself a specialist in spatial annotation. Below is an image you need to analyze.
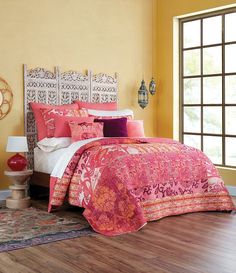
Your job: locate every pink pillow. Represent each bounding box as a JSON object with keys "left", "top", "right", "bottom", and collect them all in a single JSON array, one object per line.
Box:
[
  {"left": 54, "top": 116, "right": 94, "bottom": 137},
  {"left": 69, "top": 122, "right": 104, "bottom": 142},
  {"left": 41, "top": 108, "right": 88, "bottom": 138},
  {"left": 30, "top": 102, "right": 78, "bottom": 141},
  {"left": 76, "top": 100, "right": 117, "bottom": 110},
  {"left": 127, "top": 120, "right": 145, "bottom": 137}
]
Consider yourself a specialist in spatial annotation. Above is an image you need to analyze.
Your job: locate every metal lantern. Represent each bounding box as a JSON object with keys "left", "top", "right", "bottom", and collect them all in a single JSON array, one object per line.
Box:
[
  {"left": 149, "top": 77, "right": 156, "bottom": 95},
  {"left": 138, "top": 79, "right": 148, "bottom": 109}
]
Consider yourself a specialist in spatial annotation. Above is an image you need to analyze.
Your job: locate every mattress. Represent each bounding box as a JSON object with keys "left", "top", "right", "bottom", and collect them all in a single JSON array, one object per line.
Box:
[{"left": 34, "top": 147, "right": 67, "bottom": 174}]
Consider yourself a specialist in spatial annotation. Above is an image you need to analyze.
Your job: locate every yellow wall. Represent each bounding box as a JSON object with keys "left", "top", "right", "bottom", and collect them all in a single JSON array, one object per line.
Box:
[
  {"left": 1, "top": 0, "right": 235, "bottom": 189},
  {"left": 0, "top": 0, "right": 157, "bottom": 189},
  {"left": 156, "top": 0, "right": 236, "bottom": 186}
]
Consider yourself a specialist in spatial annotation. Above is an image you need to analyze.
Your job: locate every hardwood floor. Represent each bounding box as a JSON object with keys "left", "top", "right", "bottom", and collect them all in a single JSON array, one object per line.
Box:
[{"left": 0, "top": 198, "right": 235, "bottom": 273}]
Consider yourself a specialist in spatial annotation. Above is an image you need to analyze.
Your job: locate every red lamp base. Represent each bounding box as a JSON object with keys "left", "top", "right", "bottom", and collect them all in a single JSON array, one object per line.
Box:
[{"left": 7, "top": 153, "right": 27, "bottom": 171}]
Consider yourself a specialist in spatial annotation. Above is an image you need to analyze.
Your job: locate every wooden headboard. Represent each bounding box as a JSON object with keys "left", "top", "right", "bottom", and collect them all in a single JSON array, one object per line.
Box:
[{"left": 23, "top": 64, "right": 118, "bottom": 168}]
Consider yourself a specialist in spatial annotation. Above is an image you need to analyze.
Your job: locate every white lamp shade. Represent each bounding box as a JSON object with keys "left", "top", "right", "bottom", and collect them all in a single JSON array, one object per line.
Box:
[{"left": 6, "top": 136, "right": 29, "bottom": 153}]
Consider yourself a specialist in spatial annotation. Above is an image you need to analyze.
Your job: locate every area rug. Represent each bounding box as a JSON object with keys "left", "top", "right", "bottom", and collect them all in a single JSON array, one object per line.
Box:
[{"left": 0, "top": 207, "right": 94, "bottom": 252}]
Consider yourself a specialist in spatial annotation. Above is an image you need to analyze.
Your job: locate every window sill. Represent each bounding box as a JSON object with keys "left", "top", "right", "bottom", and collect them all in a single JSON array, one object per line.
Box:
[{"left": 216, "top": 166, "right": 236, "bottom": 171}]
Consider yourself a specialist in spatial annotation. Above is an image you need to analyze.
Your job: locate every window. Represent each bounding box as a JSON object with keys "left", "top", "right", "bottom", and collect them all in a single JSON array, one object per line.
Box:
[{"left": 180, "top": 9, "right": 236, "bottom": 168}]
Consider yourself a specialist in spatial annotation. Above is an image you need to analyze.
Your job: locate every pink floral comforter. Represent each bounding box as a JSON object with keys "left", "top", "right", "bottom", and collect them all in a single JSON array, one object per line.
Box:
[{"left": 49, "top": 138, "right": 235, "bottom": 235}]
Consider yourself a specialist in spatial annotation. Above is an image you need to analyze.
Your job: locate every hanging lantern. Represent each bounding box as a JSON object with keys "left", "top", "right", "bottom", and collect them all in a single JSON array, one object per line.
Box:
[
  {"left": 149, "top": 77, "right": 156, "bottom": 95},
  {"left": 138, "top": 80, "right": 148, "bottom": 109}
]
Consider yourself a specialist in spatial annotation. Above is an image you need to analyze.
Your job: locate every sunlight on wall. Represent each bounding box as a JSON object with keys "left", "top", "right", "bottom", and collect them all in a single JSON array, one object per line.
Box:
[{"left": 157, "top": 0, "right": 236, "bottom": 186}]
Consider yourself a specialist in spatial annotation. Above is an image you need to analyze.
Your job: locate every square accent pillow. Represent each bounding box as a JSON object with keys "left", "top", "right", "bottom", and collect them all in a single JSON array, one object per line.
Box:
[
  {"left": 54, "top": 116, "right": 94, "bottom": 137},
  {"left": 94, "top": 117, "right": 128, "bottom": 137},
  {"left": 41, "top": 108, "right": 88, "bottom": 138},
  {"left": 69, "top": 122, "right": 104, "bottom": 142},
  {"left": 127, "top": 120, "right": 145, "bottom": 137},
  {"left": 30, "top": 102, "right": 78, "bottom": 141}
]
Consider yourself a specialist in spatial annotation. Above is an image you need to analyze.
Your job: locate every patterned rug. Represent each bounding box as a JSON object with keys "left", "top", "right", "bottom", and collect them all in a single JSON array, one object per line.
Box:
[{"left": 0, "top": 207, "right": 93, "bottom": 252}]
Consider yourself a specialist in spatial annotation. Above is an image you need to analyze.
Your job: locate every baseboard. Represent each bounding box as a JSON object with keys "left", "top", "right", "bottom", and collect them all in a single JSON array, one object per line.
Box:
[
  {"left": 0, "top": 189, "right": 11, "bottom": 206},
  {"left": 226, "top": 186, "right": 236, "bottom": 196}
]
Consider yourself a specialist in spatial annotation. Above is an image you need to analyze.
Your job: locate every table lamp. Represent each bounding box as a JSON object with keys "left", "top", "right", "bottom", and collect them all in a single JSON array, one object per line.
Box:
[{"left": 6, "top": 136, "right": 29, "bottom": 171}]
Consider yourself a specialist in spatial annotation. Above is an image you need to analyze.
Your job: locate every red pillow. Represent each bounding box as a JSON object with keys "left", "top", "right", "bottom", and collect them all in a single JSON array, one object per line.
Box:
[
  {"left": 41, "top": 108, "right": 88, "bottom": 138},
  {"left": 54, "top": 116, "right": 94, "bottom": 137},
  {"left": 69, "top": 122, "right": 104, "bottom": 142},
  {"left": 30, "top": 102, "right": 78, "bottom": 140},
  {"left": 127, "top": 120, "right": 145, "bottom": 137},
  {"left": 75, "top": 100, "right": 117, "bottom": 110}
]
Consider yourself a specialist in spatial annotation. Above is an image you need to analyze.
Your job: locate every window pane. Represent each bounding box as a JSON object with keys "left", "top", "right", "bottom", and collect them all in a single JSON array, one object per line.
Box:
[
  {"left": 226, "top": 137, "right": 236, "bottom": 166},
  {"left": 183, "top": 20, "right": 200, "bottom": 48},
  {"left": 203, "top": 77, "right": 222, "bottom": 104},
  {"left": 184, "top": 134, "right": 201, "bottom": 150},
  {"left": 184, "top": 78, "right": 201, "bottom": 104},
  {"left": 225, "top": 76, "right": 236, "bottom": 104},
  {"left": 225, "top": 12, "right": 236, "bottom": 42},
  {"left": 184, "top": 107, "right": 201, "bottom": 133},
  {"left": 203, "top": 16, "right": 222, "bottom": 45},
  {"left": 203, "top": 107, "right": 222, "bottom": 134},
  {"left": 225, "top": 106, "right": 236, "bottom": 135},
  {"left": 184, "top": 49, "right": 200, "bottom": 76},
  {"left": 225, "top": 44, "right": 236, "bottom": 73},
  {"left": 203, "top": 46, "right": 222, "bottom": 74},
  {"left": 203, "top": 136, "right": 222, "bottom": 164}
]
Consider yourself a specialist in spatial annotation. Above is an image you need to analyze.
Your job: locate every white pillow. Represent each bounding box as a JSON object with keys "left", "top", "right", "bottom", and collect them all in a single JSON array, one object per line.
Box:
[
  {"left": 87, "top": 109, "right": 134, "bottom": 118},
  {"left": 37, "top": 137, "right": 71, "bottom": 152}
]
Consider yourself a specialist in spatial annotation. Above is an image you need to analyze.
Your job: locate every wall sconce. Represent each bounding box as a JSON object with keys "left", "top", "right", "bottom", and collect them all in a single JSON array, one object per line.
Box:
[
  {"left": 138, "top": 80, "right": 148, "bottom": 109},
  {"left": 138, "top": 78, "right": 156, "bottom": 108}
]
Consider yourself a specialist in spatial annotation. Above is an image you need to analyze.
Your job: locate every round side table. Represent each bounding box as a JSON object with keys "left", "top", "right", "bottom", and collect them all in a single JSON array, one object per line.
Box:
[{"left": 4, "top": 170, "right": 33, "bottom": 209}]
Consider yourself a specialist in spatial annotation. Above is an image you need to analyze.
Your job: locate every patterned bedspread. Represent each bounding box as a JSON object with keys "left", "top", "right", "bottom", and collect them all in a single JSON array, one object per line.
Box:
[{"left": 49, "top": 138, "right": 235, "bottom": 235}]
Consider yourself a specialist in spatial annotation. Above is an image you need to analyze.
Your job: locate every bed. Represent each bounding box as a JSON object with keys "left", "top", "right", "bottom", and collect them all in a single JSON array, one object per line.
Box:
[
  {"left": 24, "top": 65, "right": 235, "bottom": 236},
  {"left": 24, "top": 65, "right": 118, "bottom": 195}
]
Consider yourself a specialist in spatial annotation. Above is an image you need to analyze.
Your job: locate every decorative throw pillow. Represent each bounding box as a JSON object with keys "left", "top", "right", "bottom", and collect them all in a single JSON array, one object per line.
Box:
[
  {"left": 127, "top": 120, "right": 145, "bottom": 137},
  {"left": 94, "top": 117, "right": 128, "bottom": 137},
  {"left": 69, "top": 122, "right": 104, "bottom": 142},
  {"left": 30, "top": 102, "right": 78, "bottom": 141},
  {"left": 41, "top": 108, "right": 88, "bottom": 138},
  {"left": 54, "top": 116, "right": 95, "bottom": 137},
  {"left": 75, "top": 100, "right": 117, "bottom": 110},
  {"left": 37, "top": 137, "right": 71, "bottom": 152}
]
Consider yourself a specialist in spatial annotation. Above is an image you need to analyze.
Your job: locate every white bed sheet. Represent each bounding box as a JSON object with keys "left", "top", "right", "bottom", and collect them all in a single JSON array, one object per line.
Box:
[
  {"left": 51, "top": 138, "right": 102, "bottom": 178},
  {"left": 34, "top": 147, "right": 67, "bottom": 174}
]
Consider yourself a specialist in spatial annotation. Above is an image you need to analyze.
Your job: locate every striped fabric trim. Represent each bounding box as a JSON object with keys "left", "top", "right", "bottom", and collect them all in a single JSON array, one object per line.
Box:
[{"left": 141, "top": 191, "right": 236, "bottom": 221}]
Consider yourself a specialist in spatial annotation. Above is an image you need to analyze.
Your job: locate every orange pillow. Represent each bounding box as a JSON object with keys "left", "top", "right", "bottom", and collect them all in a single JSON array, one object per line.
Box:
[
  {"left": 127, "top": 120, "right": 145, "bottom": 137},
  {"left": 69, "top": 122, "right": 104, "bottom": 142}
]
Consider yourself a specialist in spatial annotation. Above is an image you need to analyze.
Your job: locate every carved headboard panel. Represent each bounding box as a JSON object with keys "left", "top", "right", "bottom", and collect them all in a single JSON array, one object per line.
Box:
[
  {"left": 91, "top": 73, "right": 118, "bottom": 103},
  {"left": 23, "top": 65, "right": 118, "bottom": 169},
  {"left": 23, "top": 66, "right": 58, "bottom": 169},
  {"left": 59, "top": 71, "right": 90, "bottom": 104}
]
